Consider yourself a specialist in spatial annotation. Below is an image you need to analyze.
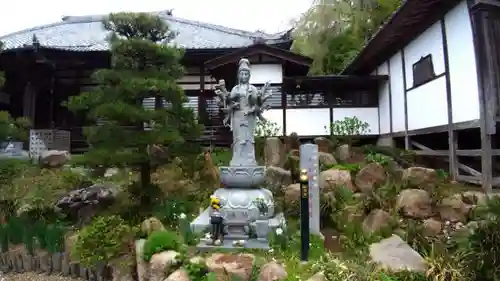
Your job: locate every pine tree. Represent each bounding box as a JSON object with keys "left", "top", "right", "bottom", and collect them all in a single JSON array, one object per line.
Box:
[{"left": 66, "top": 13, "right": 201, "bottom": 196}]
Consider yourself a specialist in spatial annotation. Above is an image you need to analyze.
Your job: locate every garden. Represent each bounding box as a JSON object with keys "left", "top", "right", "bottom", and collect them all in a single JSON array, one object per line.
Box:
[{"left": 0, "top": 12, "right": 499, "bottom": 281}]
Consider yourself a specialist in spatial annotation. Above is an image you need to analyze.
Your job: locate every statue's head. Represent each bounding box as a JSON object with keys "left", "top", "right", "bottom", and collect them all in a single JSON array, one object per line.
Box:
[{"left": 237, "top": 58, "right": 251, "bottom": 84}]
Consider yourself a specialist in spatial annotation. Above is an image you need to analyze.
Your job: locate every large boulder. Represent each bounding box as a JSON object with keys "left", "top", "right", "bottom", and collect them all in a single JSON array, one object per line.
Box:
[
  {"left": 354, "top": 162, "right": 386, "bottom": 193},
  {"left": 264, "top": 137, "right": 285, "bottom": 167},
  {"left": 265, "top": 166, "right": 292, "bottom": 192},
  {"left": 165, "top": 269, "right": 190, "bottom": 281},
  {"left": 40, "top": 150, "right": 71, "bottom": 168},
  {"left": 55, "top": 183, "right": 118, "bottom": 225},
  {"left": 314, "top": 137, "right": 332, "bottom": 153},
  {"left": 319, "top": 169, "right": 355, "bottom": 192},
  {"left": 258, "top": 261, "right": 287, "bottom": 281},
  {"left": 438, "top": 194, "right": 470, "bottom": 222},
  {"left": 362, "top": 209, "right": 391, "bottom": 234},
  {"left": 141, "top": 217, "right": 165, "bottom": 236},
  {"left": 402, "top": 167, "right": 437, "bottom": 186},
  {"left": 335, "top": 144, "right": 351, "bottom": 162},
  {"left": 149, "top": 251, "right": 180, "bottom": 281},
  {"left": 369, "top": 235, "right": 427, "bottom": 272},
  {"left": 318, "top": 152, "right": 337, "bottom": 166},
  {"left": 396, "top": 189, "right": 433, "bottom": 219},
  {"left": 206, "top": 253, "right": 255, "bottom": 281}
]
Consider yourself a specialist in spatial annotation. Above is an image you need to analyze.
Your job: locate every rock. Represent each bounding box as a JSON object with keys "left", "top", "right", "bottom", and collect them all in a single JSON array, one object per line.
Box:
[
  {"left": 402, "top": 167, "right": 437, "bottom": 186},
  {"left": 369, "top": 235, "right": 427, "bottom": 272},
  {"left": 40, "top": 150, "right": 71, "bottom": 168},
  {"left": 284, "top": 133, "right": 300, "bottom": 151},
  {"left": 258, "top": 261, "right": 287, "bottom": 281},
  {"left": 104, "top": 168, "right": 120, "bottom": 178},
  {"left": 148, "top": 144, "right": 170, "bottom": 165},
  {"left": 149, "top": 251, "right": 179, "bottom": 281},
  {"left": 318, "top": 152, "right": 337, "bottom": 166},
  {"left": 135, "top": 239, "right": 148, "bottom": 281},
  {"left": 140, "top": 217, "right": 165, "bottom": 236},
  {"left": 265, "top": 166, "right": 292, "bottom": 192},
  {"left": 363, "top": 209, "right": 391, "bottom": 234},
  {"left": 264, "top": 137, "right": 285, "bottom": 167},
  {"left": 320, "top": 169, "right": 355, "bottom": 192},
  {"left": 336, "top": 144, "right": 351, "bottom": 162},
  {"left": 64, "top": 232, "right": 79, "bottom": 261},
  {"left": 284, "top": 183, "right": 301, "bottom": 203},
  {"left": 354, "top": 162, "right": 386, "bottom": 193},
  {"left": 165, "top": 268, "right": 190, "bottom": 281},
  {"left": 314, "top": 137, "right": 332, "bottom": 153},
  {"left": 206, "top": 253, "right": 255, "bottom": 281},
  {"left": 189, "top": 256, "right": 205, "bottom": 265},
  {"left": 422, "top": 218, "right": 442, "bottom": 236},
  {"left": 462, "top": 191, "right": 487, "bottom": 206},
  {"left": 307, "top": 271, "right": 326, "bottom": 281},
  {"left": 396, "top": 189, "right": 433, "bottom": 219},
  {"left": 439, "top": 194, "right": 470, "bottom": 222},
  {"left": 55, "top": 183, "right": 118, "bottom": 225},
  {"left": 109, "top": 256, "right": 134, "bottom": 281}
]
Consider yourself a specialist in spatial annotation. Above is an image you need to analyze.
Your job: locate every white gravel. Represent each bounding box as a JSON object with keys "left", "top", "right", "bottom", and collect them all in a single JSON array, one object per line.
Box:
[{"left": 3, "top": 272, "right": 82, "bottom": 281}]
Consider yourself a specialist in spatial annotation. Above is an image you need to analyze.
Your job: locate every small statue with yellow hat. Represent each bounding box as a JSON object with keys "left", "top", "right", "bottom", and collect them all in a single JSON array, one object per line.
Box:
[{"left": 209, "top": 195, "right": 225, "bottom": 245}]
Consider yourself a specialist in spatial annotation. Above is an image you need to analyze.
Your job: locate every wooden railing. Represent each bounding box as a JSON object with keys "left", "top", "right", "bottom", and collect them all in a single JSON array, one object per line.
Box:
[{"left": 64, "top": 125, "right": 232, "bottom": 153}]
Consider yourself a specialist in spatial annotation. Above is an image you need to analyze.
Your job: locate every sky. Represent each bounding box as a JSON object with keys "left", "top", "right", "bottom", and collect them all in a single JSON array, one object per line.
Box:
[{"left": 0, "top": 0, "right": 313, "bottom": 37}]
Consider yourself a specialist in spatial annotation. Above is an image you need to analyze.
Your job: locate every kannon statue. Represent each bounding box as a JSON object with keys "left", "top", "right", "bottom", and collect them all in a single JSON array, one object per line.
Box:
[{"left": 215, "top": 58, "right": 272, "bottom": 167}]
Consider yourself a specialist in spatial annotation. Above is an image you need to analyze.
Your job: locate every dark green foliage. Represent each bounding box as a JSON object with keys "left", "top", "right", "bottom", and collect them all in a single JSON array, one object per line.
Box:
[
  {"left": 33, "top": 220, "right": 48, "bottom": 250},
  {"left": 45, "top": 224, "right": 66, "bottom": 253},
  {"left": 22, "top": 224, "right": 35, "bottom": 255},
  {"left": 65, "top": 12, "right": 201, "bottom": 195},
  {"left": 142, "top": 230, "right": 180, "bottom": 261},
  {"left": 457, "top": 198, "right": 500, "bottom": 280},
  {"left": 0, "top": 158, "right": 30, "bottom": 188},
  {"left": 73, "top": 215, "right": 135, "bottom": 267},
  {"left": 152, "top": 199, "right": 192, "bottom": 227},
  {"left": 184, "top": 261, "right": 209, "bottom": 281},
  {"left": 0, "top": 111, "right": 31, "bottom": 143},
  {"left": 7, "top": 216, "right": 24, "bottom": 245}
]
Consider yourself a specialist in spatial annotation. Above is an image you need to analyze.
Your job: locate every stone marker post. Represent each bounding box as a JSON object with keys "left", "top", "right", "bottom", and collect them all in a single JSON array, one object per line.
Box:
[{"left": 299, "top": 143, "right": 321, "bottom": 236}]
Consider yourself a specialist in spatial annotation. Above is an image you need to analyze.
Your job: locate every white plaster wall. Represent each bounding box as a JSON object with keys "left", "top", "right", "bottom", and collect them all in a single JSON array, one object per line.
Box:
[
  {"left": 262, "top": 109, "right": 284, "bottom": 135},
  {"left": 250, "top": 64, "right": 283, "bottom": 84},
  {"left": 404, "top": 21, "right": 445, "bottom": 89},
  {"left": 332, "top": 108, "right": 379, "bottom": 135},
  {"left": 377, "top": 62, "right": 391, "bottom": 134},
  {"left": 389, "top": 52, "right": 406, "bottom": 132},
  {"left": 445, "top": 1, "right": 480, "bottom": 122},
  {"left": 285, "top": 108, "right": 330, "bottom": 136},
  {"left": 406, "top": 76, "right": 448, "bottom": 129}
]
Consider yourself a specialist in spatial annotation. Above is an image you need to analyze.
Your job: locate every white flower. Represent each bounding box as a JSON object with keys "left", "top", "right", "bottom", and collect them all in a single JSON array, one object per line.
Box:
[
  {"left": 179, "top": 213, "right": 187, "bottom": 219},
  {"left": 204, "top": 233, "right": 212, "bottom": 240},
  {"left": 275, "top": 228, "right": 283, "bottom": 235}
]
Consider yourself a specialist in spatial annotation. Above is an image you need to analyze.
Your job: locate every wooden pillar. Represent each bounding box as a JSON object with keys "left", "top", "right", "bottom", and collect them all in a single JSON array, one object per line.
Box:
[
  {"left": 441, "top": 19, "right": 458, "bottom": 180},
  {"left": 469, "top": 1, "right": 499, "bottom": 193},
  {"left": 401, "top": 49, "right": 410, "bottom": 149},
  {"left": 199, "top": 65, "right": 205, "bottom": 124}
]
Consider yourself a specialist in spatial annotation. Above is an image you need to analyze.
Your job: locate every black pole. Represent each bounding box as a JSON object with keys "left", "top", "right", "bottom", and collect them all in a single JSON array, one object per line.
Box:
[{"left": 299, "top": 169, "right": 310, "bottom": 262}]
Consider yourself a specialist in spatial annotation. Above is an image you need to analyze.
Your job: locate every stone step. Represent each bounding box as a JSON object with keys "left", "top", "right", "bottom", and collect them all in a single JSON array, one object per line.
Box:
[{"left": 224, "top": 234, "right": 249, "bottom": 240}]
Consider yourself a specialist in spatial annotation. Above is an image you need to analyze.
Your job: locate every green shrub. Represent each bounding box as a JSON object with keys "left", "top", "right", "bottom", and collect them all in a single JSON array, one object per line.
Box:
[
  {"left": 0, "top": 159, "right": 30, "bottom": 187},
  {"left": 73, "top": 215, "right": 135, "bottom": 267},
  {"left": 184, "top": 260, "right": 209, "bottom": 281},
  {"left": 45, "top": 223, "right": 66, "bottom": 253},
  {"left": 458, "top": 197, "right": 500, "bottom": 280},
  {"left": 7, "top": 216, "right": 25, "bottom": 245},
  {"left": 0, "top": 224, "right": 8, "bottom": 252},
  {"left": 142, "top": 230, "right": 181, "bottom": 261}
]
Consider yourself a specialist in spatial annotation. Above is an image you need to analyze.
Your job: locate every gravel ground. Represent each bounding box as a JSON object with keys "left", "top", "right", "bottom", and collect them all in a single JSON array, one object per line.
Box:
[{"left": 3, "top": 273, "right": 82, "bottom": 281}]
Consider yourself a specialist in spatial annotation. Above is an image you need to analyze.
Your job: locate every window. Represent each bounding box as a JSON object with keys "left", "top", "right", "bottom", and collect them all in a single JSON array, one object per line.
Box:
[{"left": 412, "top": 55, "right": 436, "bottom": 87}]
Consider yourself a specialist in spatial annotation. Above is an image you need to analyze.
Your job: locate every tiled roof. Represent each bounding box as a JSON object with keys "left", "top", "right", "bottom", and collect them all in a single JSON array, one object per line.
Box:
[{"left": 0, "top": 11, "right": 291, "bottom": 51}]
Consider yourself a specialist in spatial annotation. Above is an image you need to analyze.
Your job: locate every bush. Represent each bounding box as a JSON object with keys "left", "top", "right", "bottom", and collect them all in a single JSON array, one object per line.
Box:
[
  {"left": 457, "top": 197, "right": 500, "bottom": 280},
  {"left": 142, "top": 230, "right": 181, "bottom": 261},
  {"left": 73, "top": 215, "right": 135, "bottom": 267},
  {"left": 0, "top": 159, "right": 30, "bottom": 188}
]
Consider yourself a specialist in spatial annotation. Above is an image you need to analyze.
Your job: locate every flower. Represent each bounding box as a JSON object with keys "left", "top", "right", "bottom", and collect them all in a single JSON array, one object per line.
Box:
[
  {"left": 268, "top": 249, "right": 274, "bottom": 253},
  {"left": 204, "top": 233, "right": 212, "bottom": 240},
  {"left": 179, "top": 213, "right": 187, "bottom": 219},
  {"left": 275, "top": 227, "right": 283, "bottom": 235}
]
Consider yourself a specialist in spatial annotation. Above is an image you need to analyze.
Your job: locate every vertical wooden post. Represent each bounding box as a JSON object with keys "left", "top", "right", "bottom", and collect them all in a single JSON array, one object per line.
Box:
[
  {"left": 469, "top": 2, "right": 497, "bottom": 194},
  {"left": 199, "top": 66, "right": 205, "bottom": 125},
  {"left": 441, "top": 19, "right": 458, "bottom": 180},
  {"left": 401, "top": 49, "right": 410, "bottom": 149}
]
